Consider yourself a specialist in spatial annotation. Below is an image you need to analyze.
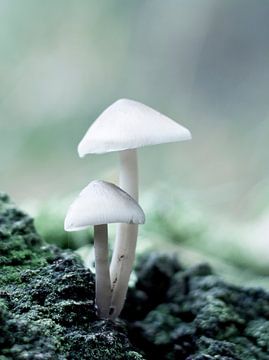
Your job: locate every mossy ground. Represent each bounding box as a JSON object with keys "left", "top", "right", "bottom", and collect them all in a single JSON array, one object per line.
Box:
[
  {"left": 1, "top": 193, "right": 269, "bottom": 359},
  {"left": 124, "top": 254, "right": 269, "bottom": 359},
  {"left": 0, "top": 193, "right": 143, "bottom": 360}
]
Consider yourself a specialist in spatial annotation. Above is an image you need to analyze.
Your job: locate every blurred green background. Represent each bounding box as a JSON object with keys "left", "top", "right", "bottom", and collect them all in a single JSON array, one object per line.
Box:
[{"left": 1, "top": 1, "right": 269, "bottom": 285}]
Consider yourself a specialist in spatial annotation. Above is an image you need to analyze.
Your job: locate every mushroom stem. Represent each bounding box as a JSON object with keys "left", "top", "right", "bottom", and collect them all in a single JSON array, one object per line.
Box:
[
  {"left": 118, "top": 149, "right": 138, "bottom": 200},
  {"left": 94, "top": 224, "right": 111, "bottom": 318},
  {"left": 109, "top": 149, "right": 138, "bottom": 319}
]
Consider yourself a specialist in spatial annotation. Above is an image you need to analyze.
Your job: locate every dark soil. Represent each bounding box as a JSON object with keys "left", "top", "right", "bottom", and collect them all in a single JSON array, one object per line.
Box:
[{"left": 1, "top": 193, "right": 269, "bottom": 359}]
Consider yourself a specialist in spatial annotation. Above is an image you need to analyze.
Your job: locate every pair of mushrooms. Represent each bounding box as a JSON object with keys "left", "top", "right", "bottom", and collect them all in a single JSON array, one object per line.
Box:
[{"left": 64, "top": 99, "right": 191, "bottom": 319}]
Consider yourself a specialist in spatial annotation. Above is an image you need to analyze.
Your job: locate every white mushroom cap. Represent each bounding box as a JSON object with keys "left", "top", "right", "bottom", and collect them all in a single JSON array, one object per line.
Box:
[
  {"left": 78, "top": 98, "right": 191, "bottom": 156},
  {"left": 64, "top": 180, "right": 145, "bottom": 231}
]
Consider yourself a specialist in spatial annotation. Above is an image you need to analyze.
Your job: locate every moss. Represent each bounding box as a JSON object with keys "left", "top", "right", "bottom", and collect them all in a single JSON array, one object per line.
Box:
[
  {"left": 3, "top": 193, "right": 269, "bottom": 359},
  {"left": 124, "top": 253, "right": 269, "bottom": 360},
  {"left": 0, "top": 193, "right": 144, "bottom": 359}
]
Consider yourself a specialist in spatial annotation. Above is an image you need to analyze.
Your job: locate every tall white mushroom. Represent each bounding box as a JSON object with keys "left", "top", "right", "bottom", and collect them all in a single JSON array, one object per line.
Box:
[
  {"left": 78, "top": 98, "right": 191, "bottom": 319},
  {"left": 64, "top": 180, "right": 145, "bottom": 318}
]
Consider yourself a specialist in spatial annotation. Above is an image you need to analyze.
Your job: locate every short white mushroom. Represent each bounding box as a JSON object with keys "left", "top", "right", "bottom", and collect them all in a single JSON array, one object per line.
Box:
[
  {"left": 64, "top": 180, "right": 145, "bottom": 318},
  {"left": 78, "top": 98, "right": 191, "bottom": 319}
]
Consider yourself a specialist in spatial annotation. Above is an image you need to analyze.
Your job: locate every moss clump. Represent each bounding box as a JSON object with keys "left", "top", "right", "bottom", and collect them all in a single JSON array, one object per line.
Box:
[
  {"left": 124, "top": 254, "right": 269, "bottom": 360},
  {"left": 0, "top": 192, "right": 57, "bottom": 286},
  {"left": 0, "top": 193, "right": 144, "bottom": 359}
]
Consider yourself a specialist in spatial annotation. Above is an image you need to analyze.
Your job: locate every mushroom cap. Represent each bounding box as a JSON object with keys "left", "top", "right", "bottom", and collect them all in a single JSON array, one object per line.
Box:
[
  {"left": 78, "top": 98, "right": 191, "bottom": 156},
  {"left": 64, "top": 180, "right": 145, "bottom": 231}
]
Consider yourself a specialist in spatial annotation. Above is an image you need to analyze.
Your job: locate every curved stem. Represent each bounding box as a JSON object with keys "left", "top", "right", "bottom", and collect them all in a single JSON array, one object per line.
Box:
[
  {"left": 109, "top": 149, "right": 138, "bottom": 319},
  {"left": 94, "top": 224, "right": 111, "bottom": 318}
]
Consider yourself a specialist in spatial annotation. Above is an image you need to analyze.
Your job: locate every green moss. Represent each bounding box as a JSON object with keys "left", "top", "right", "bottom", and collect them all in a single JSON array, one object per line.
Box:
[
  {"left": 0, "top": 193, "right": 144, "bottom": 359},
  {"left": 3, "top": 192, "right": 269, "bottom": 359},
  {"left": 137, "top": 304, "right": 183, "bottom": 346},
  {"left": 125, "top": 254, "right": 269, "bottom": 360},
  {"left": 245, "top": 319, "right": 269, "bottom": 351}
]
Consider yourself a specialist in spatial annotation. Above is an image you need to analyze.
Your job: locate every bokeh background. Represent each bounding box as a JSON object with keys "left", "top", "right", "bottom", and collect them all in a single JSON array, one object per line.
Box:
[{"left": 1, "top": 0, "right": 269, "bottom": 285}]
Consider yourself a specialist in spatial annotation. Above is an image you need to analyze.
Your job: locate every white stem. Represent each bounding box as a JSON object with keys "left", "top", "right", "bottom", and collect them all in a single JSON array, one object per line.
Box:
[
  {"left": 118, "top": 149, "right": 138, "bottom": 200},
  {"left": 109, "top": 149, "right": 138, "bottom": 319},
  {"left": 94, "top": 224, "right": 111, "bottom": 318}
]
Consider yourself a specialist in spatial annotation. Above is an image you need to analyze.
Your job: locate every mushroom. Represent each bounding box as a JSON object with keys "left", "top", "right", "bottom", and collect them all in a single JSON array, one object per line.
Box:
[
  {"left": 78, "top": 98, "right": 191, "bottom": 319},
  {"left": 64, "top": 180, "right": 145, "bottom": 318}
]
